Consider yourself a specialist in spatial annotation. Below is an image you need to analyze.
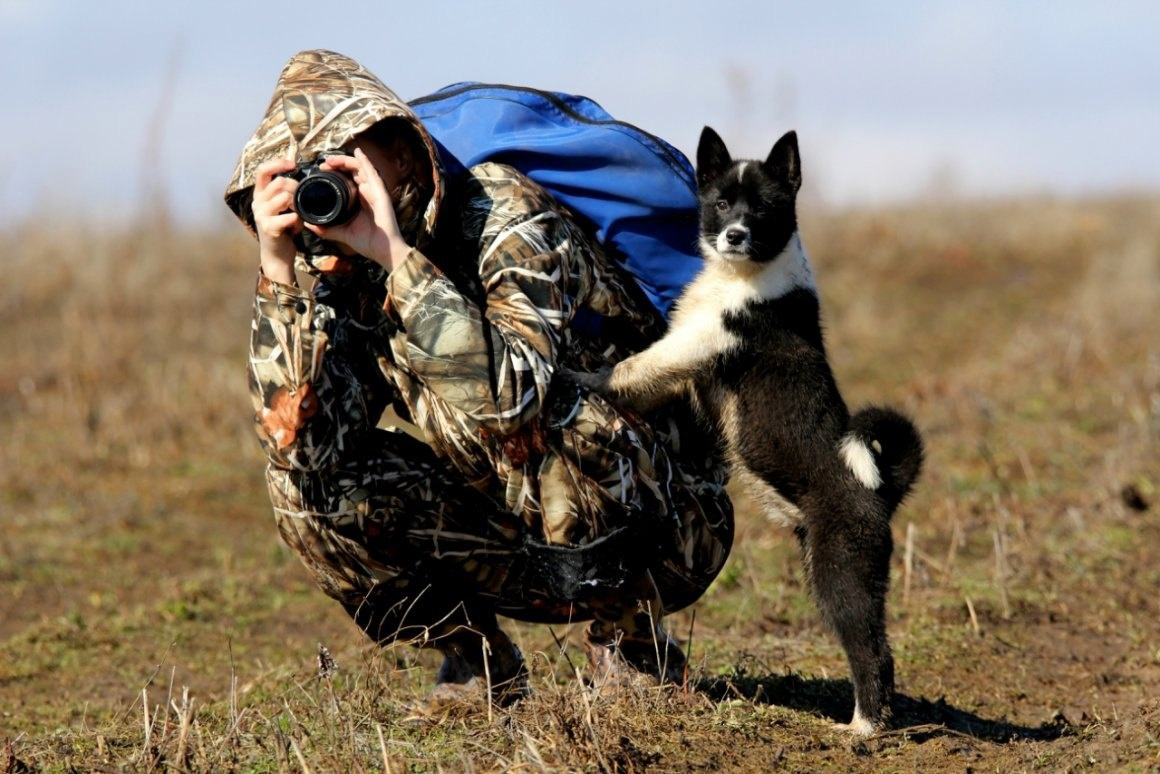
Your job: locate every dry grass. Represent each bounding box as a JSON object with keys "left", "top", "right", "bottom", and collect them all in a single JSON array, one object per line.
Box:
[{"left": 1, "top": 194, "right": 1158, "bottom": 771}]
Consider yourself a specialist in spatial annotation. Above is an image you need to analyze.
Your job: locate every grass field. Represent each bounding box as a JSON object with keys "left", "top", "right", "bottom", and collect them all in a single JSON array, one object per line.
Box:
[{"left": 2, "top": 194, "right": 1158, "bottom": 771}]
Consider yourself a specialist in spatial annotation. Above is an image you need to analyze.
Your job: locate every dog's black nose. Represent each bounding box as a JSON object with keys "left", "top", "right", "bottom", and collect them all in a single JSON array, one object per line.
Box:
[{"left": 725, "top": 228, "right": 747, "bottom": 246}]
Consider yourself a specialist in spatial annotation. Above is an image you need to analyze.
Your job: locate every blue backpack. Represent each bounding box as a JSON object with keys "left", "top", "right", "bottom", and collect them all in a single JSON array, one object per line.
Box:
[{"left": 410, "top": 83, "right": 703, "bottom": 321}]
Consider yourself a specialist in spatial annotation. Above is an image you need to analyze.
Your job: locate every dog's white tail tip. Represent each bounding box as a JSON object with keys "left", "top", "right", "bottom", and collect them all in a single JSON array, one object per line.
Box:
[{"left": 840, "top": 434, "right": 883, "bottom": 489}]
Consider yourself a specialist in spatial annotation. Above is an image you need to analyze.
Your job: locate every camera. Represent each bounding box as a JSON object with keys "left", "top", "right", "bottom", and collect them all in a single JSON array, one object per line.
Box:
[{"left": 282, "top": 150, "right": 359, "bottom": 227}]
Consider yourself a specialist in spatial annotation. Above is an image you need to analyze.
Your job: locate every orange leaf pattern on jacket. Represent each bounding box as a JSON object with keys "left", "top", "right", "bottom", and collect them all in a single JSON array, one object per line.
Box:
[{"left": 258, "top": 384, "right": 319, "bottom": 449}]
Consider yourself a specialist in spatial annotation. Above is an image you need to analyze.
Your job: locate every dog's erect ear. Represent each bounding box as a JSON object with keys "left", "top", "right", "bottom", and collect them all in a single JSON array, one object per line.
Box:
[
  {"left": 696, "top": 126, "right": 732, "bottom": 189},
  {"left": 764, "top": 130, "right": 801, "bottom": 193}
]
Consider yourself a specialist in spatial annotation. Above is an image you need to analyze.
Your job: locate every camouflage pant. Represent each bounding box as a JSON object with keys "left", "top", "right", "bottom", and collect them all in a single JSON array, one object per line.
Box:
[{"left": 267, "top": 426, "right": 733, "bottom": 650}]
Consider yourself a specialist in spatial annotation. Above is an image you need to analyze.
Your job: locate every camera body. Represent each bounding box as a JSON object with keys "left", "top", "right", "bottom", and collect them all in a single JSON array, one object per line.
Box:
[{"left": 282, "top": 150, "right": 359, "bottom": 227}]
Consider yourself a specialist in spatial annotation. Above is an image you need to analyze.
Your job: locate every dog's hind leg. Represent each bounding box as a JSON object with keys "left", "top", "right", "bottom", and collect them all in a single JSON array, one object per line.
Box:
[{"left": 797, "top": 513, "right": 895, "bottom": 736}]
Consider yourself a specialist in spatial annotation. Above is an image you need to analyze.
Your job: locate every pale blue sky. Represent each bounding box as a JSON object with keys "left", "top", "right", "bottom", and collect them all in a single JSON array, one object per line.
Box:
[{"left": 1, "top": 1, "right": 1157, "bottom": 225}]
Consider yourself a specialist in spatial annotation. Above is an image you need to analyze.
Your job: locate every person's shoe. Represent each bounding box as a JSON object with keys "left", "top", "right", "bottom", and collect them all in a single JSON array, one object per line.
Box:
[
  {"left": 583, "top": 633, "right": 687, "bottom": 695},
  {"left": 420, "top": 629, "right": 530, "bottom": 713}
]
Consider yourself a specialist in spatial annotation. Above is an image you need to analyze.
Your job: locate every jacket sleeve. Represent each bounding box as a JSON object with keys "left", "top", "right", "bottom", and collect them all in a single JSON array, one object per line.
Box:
[
  {"left": 248, "top": 272, "right": 387, "bottom": 472},
  {"left": 386, "top": 165, "right": 595, "bottom": 436}
]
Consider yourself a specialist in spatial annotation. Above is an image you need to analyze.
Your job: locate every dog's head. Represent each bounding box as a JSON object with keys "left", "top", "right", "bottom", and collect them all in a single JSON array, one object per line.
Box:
[{"left": 696, "top": 127, "right": 801, "bottom": 264}]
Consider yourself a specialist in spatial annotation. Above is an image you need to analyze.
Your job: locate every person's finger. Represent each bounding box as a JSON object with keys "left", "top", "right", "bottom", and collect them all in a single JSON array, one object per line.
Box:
[
  {"left": 301, "top": 221, "right": 328, "bottom": 237},
  {"left": 264, "top": 211, "right": 300, "bottom": 236},
  {"left": 255, "top": 158, "right": 297, "bottom": 189},
  {"left": 322, "top": 151, "right": 382, "bottom": 189},
  {"left": 254, "top": 177, "right": 297, "bottom": 211},
  {"left": 320, "top": 154, "right": 358, "bottom": 173},
  {"left": 255, "top": 188, "right": 293, "bottom": 215},
  {"left": 351, "top": 148, "right": 383, "bottom": 184},
  {"left": 350, "top": 149, "right": 393, "bottom": 213}
]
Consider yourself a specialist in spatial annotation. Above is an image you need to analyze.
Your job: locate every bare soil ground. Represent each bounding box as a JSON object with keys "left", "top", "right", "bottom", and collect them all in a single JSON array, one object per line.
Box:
[{"left": 1, "top": 195, "right": 1158, "bottom": 771}]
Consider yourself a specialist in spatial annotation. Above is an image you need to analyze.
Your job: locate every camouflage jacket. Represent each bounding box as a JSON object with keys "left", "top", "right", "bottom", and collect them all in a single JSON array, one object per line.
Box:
[{"left": 225, "top": 50, "right": 729, "bottom": 548}]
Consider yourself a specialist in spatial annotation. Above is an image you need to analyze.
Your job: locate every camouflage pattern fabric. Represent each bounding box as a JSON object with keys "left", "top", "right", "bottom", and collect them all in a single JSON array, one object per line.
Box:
[{"left": 228, "top": 50, "right": 733, "bottom": 649}]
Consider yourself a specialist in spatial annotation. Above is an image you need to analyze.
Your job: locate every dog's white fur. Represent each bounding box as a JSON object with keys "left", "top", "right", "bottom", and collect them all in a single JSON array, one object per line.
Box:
[
  {"left": 600, "top": 233, "right": 819, "bottom": 413},
  {"left": 840, "top": 435, "right": 883, "bottom": 489}
]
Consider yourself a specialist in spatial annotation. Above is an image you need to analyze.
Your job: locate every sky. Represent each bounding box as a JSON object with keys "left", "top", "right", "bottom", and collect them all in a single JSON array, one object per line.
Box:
[{"left": 1, "top": 1, "right": 1158, "bottom": 227}]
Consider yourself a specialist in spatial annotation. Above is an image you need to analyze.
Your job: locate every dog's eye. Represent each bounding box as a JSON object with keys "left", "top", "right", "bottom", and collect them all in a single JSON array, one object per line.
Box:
[{"left": 715, "top": 200, "right": 729, "bottom": 212}]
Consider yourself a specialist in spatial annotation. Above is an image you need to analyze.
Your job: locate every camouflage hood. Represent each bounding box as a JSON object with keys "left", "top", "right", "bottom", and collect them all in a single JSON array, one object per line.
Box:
[{"left": 224, "top": 49, "right": 443, "bottom": 248}]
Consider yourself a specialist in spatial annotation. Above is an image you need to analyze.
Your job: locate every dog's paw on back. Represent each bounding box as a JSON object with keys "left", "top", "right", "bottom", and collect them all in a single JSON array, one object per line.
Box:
[{"left": 559, "top": 366, "right": 611, "bottom": 394}]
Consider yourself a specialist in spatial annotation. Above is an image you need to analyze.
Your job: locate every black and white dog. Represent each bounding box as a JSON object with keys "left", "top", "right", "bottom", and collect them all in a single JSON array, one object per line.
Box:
[{"left": 577, "top": 127, "right": 924, "bottom": 735}]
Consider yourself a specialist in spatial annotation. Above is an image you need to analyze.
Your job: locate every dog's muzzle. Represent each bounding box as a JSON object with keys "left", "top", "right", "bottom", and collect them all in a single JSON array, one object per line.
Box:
[{"left": 716, "top": 226, "right": 752, "bottom": 257}]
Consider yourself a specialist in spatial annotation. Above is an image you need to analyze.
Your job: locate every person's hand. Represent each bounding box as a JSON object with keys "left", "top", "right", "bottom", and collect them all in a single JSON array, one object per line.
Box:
[
  {"left": 304, "top": 148, "right": 411, "bottom": 272},
  {"left": 252, "top": 158, "right": 301, "bottom": 286}
]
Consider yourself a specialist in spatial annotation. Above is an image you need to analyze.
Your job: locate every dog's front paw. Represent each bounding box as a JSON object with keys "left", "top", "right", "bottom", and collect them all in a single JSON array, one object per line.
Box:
[{"left": 559, "top": 366, "right": 612, "bottom": 394}]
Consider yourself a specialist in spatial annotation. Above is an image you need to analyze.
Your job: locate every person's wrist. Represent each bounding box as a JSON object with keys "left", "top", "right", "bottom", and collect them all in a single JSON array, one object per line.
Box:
[
  {"left": 369, "top": 235, "right": 410, "bottom": 272},
  {"left": 387, "top": 237, "right": 411, "bottom": 271},
  {"left": 259, "top": 247, "right": 296, "bottom": 285}
]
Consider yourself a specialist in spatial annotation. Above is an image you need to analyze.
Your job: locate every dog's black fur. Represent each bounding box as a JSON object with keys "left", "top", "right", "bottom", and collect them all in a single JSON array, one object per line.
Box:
[{"left": 582, "top": 127, "right": 924, "bottom": 734}]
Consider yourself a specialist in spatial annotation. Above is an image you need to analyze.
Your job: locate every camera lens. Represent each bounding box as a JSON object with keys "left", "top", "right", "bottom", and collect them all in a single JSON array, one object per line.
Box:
[{"left": 294, "top": 170, "right": 358, "bottom": 226}]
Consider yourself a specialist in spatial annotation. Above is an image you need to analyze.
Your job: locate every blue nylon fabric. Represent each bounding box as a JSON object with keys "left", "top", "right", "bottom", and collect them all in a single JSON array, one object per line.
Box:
[{"left": 411, "top": 83, "right": 703, "bottom": 320}]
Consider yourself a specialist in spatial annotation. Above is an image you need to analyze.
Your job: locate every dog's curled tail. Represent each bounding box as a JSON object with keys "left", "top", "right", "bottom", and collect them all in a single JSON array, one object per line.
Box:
[{"left": 845, "top": 406, "right": 924, "bottom": 515}]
